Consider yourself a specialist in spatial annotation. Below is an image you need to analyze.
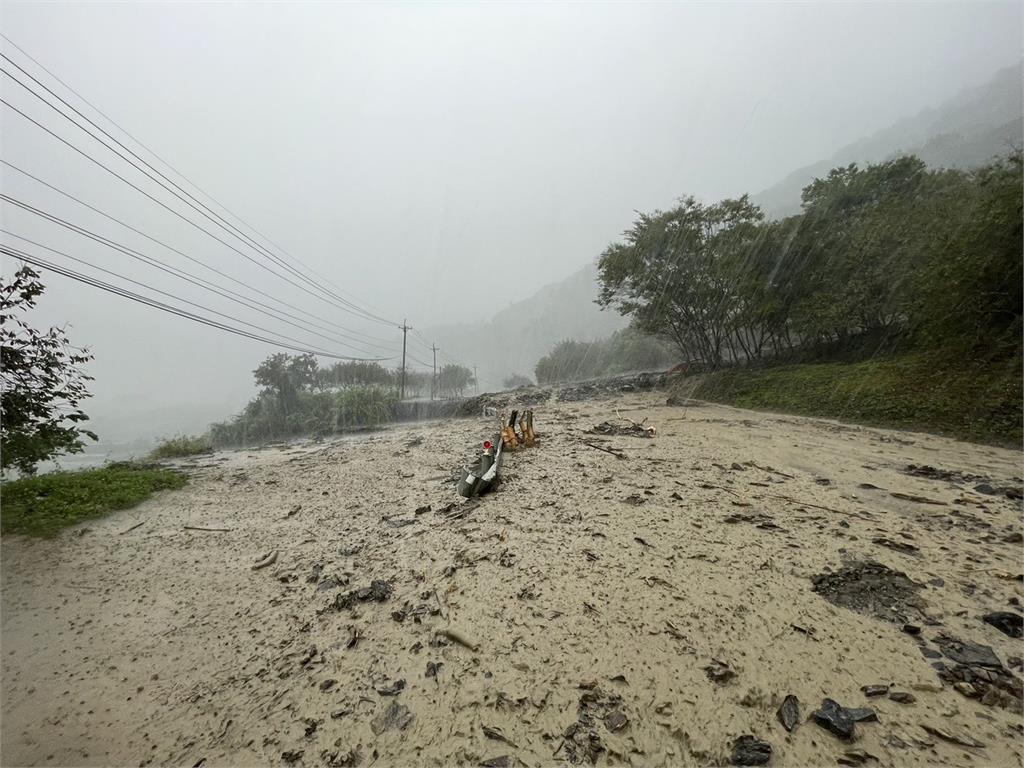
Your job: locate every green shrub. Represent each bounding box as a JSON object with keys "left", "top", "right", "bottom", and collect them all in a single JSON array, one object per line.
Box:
[{"left": 149, "top": 434, "right": 213, "bottom": 459}]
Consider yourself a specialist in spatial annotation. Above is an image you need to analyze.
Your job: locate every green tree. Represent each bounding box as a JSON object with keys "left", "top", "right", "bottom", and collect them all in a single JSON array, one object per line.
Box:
[
  {"left": 438, "top": 364, "right": 474, "bottom": 397},
  {"left": 1, "top": 266, "right": 97, "bottom": 474}
]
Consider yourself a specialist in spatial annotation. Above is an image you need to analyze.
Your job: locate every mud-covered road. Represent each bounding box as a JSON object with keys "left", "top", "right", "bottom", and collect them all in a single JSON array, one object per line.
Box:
[{"left": 2, "top": 392, "right": 1022, "bottom": 767}]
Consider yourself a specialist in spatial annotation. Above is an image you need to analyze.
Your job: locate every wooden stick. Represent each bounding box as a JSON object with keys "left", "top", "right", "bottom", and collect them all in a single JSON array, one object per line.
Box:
[
  {"left": 580, "top": 441, "right": 626, "bottom": 460},
  {"left": 184, "top": 525, "right": 233, "bottom": 532},
  {"left": 119, "top": 521, "right": 145, "bottom": 535}
]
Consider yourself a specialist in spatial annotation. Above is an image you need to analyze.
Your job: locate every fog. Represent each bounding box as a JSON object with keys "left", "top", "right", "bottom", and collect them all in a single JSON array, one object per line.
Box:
[{"left": 1, "top": 1, "right": 1020, "bottom": 443}]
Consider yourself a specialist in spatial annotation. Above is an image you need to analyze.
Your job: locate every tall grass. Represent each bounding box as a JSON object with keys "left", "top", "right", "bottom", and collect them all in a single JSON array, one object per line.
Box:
[{"left": 150, "top": 434, "right": 213, "bottom": 459}]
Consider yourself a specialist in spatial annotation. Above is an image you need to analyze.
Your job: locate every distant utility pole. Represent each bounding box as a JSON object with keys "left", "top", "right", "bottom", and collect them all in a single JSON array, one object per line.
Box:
[
  {"left": 399, "top": 319, "right": 411, "bottom": 400},
  {"left": 431, "top": 344, "right": 438, "bottom": 401},
  {"left": 473, "top": 365, "right": 478, "bottom": 395}
]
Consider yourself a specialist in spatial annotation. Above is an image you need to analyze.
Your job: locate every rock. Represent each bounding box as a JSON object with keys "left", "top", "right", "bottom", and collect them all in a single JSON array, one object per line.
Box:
[
  {"left": 704, "top": 660, "right": 735, "bottom": 684},
  {"left": 480, "top": 757, "right": 513, "bottom": 768},
  {"left": 425, "top": 661, "right": 442, "bottom": 678},
  {"left": 281, "top": 751, "right": 304, "bottom": 764},
  {"left": 860, "top": 685, "right": 888, "bottom": 697},
  {"left": 376, "top": 679, "right": 406, "bottom": 696},
  {"left": 604, "top": 710, "right": 628, "bottom": 732},
  {"left": 370, "top": 701, "right": 413, "bottom": 734},
  {"left": 776, "top": 695, "right": 800, "bottom": 732},
  {"left": 811, "top": 699, "right": 855, "bottom": 740},
  {"left": 920, "top": 647, "right": 942, "bottom": 659},
  {"left": 730, "top": 735, "right": 772, "bottom": 766},
  {"left": 953, "top": 682, "right": 978, "bottom": 698},
  {"left": 920, "top": 724, "right": 985, "bottom": 748},
  {"left": 974, "top": 483, "right": 997, "bottom": 495},
  {"left": 935, "top": 637, "right": 1002, "bottom": 667},
  {"left": 981, "top": 611, "right": 1023, "bottom": 638},
  {"left": 846, "top": 708, "right": 878, "bottom": 723},
  {"left": 811, "top": 562, "right": 923, "bottom": 624},
  {"left": 1003, "top": 532, "right": 1023, "bottom": 544},
  {"left": 838, "top": 750, "right": 878, "bottom": 766},
  {"left": 888, "top": 691, "right": 915, "bottom": 704},
  {"left": 319, "top": 679, "right": 337, "bottom": 692},
  {"left": 902, "top": 624, "right": 921, "bottom": 635}
]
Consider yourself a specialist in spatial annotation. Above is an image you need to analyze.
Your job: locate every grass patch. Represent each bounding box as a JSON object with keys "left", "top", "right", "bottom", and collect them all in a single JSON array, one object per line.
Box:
[
  {"left": 687, "top": 351, "right": 1022, "bottom": 446},
  {"left": 1, "top": 462, "right": 187, "bottom": 538},
  {"left": 150, "top": 434, "right": 213, "bottom": 459}
]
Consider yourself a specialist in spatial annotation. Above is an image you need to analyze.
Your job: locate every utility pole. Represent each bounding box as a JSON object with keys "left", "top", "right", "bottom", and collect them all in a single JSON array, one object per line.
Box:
[
  {"left": 431, "top": 344, "right": 438, "bottom": 401},
  {"left": 399, "top": 319, "right": 410, "bottom": 400},
  {"left": 473, "top": 365, "right": 478, "bottom": 395}
]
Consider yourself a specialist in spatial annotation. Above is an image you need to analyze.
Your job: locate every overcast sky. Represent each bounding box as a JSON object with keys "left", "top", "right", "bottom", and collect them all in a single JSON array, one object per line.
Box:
[{"left": 1, "top": 1, "right": 1021, "bottom": 438}]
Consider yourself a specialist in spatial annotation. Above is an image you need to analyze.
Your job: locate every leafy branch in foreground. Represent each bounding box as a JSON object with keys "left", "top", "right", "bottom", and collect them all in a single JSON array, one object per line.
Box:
[{"left": 1, "top": 265, "right": 97, "bottom": 475}]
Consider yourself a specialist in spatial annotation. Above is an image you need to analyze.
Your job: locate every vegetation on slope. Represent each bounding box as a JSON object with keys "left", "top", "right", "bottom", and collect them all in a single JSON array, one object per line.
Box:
[
  {"left": 150, "top": 434, "right": 214, "bottom": 459},
  {"left": 1, "top": 463, "right": 186, "bottom": 537}
]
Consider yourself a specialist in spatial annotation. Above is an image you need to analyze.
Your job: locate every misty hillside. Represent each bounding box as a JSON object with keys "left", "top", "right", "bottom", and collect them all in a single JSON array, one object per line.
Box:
[
  {"left": 425, "top": 263, "right": 627, "bottom": 388},
  {"left": 753, "top": 64, "right": 1023, "bottom": 217}
]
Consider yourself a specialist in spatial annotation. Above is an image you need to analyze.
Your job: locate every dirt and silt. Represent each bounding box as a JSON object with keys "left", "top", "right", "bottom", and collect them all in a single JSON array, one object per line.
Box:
[{"left": 2, "top": 388, "right": 1022, "bottom": 767}]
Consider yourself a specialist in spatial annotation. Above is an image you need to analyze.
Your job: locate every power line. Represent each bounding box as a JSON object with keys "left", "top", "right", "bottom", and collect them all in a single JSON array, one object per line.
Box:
[
  {"left": 0, "top": 32, "right": 395, "bottom": 325},
  {"left": 0, "top": 194, "right": 400, "bottom": 357},
  {"left": 1, "top": 160, "right": 398, "bottom": 348},
  {"left": 0, "top": 55, "right": 397, "bottom": 327},
  {"left": 2, "top": 228, "right": 398, "bottom": 360},
  {"left": 1, "top": 245, "right": 391, "bottom": 361},
  {"left": 0, "top": 92, "right": 394, "bottom": 330},
  {"left": 0, "top": 237, "right": 381, "bottom": 359}
]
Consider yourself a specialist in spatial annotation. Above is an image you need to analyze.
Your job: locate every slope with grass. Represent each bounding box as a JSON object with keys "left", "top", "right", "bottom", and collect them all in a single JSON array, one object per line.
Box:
[
  {"left": 687, "top": 352, "right": 1022, "bottom": 446},
  {"left": 0, "top": 463, "right": 186, "bottom": 537}
]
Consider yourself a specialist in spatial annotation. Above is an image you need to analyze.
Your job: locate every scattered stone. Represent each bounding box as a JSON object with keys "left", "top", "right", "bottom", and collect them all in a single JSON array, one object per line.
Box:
[
  {"left": 482, "top": 725, "right": 519, "bottom": 747},
  {"left": 1002, "top": 531, "right": 1023, "bottom": 544},
  {"left": 920, "top": 724, "right": 985, "bottom": 749},
  {"left": 935, "top": 636, "right": 1001, "bottom": 667},
  {"left": 890, "top": 492, "right": 947, "bottom": 506},
  {"left": 730, "top": 735, "right": 772, "bottom": 766},
  {"left": 920, "top": 647, "right": 942, "bottom": 659},
  {"left": 414, "top": 504, "right": 431, "bottom": 515},
  {"left": 888, "top": 691, "right": 915, "bottom": 704},
  {"left": 811, "top": 699, "right": 875, "bottom": 741},
  {"left": 871, "top": 537, "right": 919, "bottom": 555},
  {"left": 319, "top": 679, "right": 337, "bottom": 692},
  {"left": 480, "top": 757, "right": 513, "bottom": 768},
  {"left": 981, "top": 611, "right": 1023, "bottom": 638},
  {"left": 281, "top": 751, "right": 304, "bottom": 764},
  {"left": 704, "top": 660, "right": 735, "bottom": 684},
  {"left": 860, "top": 685, "right": 888, "bottom": 697},
  {"left": 426, "top": 661, "right": 442, "bottom": 678},
  {"left": 329, "top": 580, "right": 393, "bottom": 611},
  {"left": 370, "top": 701, "right": 413, "bottom": 735},
  {"left": 811, "top": 562, "right": 923, "bottom": 624},
  {"left": 776, "top": 695, "right": 800, "bottom": 732},
  {"left": 846, "top": 708, "right": 878, "bottom": 723},
  {"left": 837, "top": 750, "right": 878, "bottom": 766},
  {"left": 902, "top": 623, "right": 921, "bottom": 636},
  {"left": 376, "top": 679, "right": 406, "bottom": 696},
  {"left": 604, "top": 710, "right": 628, "bottom": 732},
  {"left": 953, "top": 682, "right": 978, "bottom": 698}
]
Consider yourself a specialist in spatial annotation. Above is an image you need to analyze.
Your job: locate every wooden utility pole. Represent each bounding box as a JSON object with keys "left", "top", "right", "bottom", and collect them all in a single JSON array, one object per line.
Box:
[
  {"left": 399, "top": 320, "right": 411, "bottom": 400},
  {"left": 431, "top": 344, "right": 438, "bottom": 401},
  {"left": 473, "top": 365, "right": 478, "bottom": 395}
]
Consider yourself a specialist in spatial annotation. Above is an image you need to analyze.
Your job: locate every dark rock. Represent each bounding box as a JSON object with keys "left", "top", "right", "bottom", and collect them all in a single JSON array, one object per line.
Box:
[
  {"left": 425, "top": 661, "right": 443, "bottom": 678},
  {"left": 974, "top": 483, "right": 997, "bottom": 495},
  {"left": 888, "top": 691, "right": 915, "bottom": 704},
  {"left": 981, "top": 611, "right": 1023, "bottom": 639},
  {"left": 604, "top": 710, "right": 628, "bottom": 732},
  {"left": 776, "top": 695, "right": 800, "bottom": 732},
  {"left": 319, "top": 679, "right": 337, "bottom": 692},
  {"left": 920, "top": 647, "right": 942, "bottom": 659},
  {"left": 730, "top": 735, "right": 772, "bottom": 766},
  {"left": 1003, "top": 531, "right": 1023, "bottom": 544},
  {"left": 370, "top": 701, "right": 413, "bottom": 734},
  {"left": 846, "top": 708, "right": 878, "bottom": 723},
  {"left": 935, "top": 637, "right": 1002, "bottom": 667},
  {"left": 281, "top": 751, "right": 304, "bottom": 764},
  {"left": 860, "top": 685, "right": 888, "bottom": 697},
  {"left": 704, "top": 660, "right": 735, "bottom": 684},
  {"left": 330, "top": 580, "right": 393, "bottom": 611},
  {"left": 902, "top": 624, "right": 921, "bottom": 635},
  {"left": 838, "top": 750, "right": 878, "bottom": 766},
  {"left": 811, "top": 699, "right": 857, "bottom": 740},
  {"left": 480, "top": 757, "right": 513, "bottom": 768},
  {"left": 376, "top": 679, "right": 406, "bottom": 696},
  {"left": 920, "top": 724, "right": 985, "bottom": 748},
  {"left": 872, "top": 537, "right": 919, "bottom": 555}
]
